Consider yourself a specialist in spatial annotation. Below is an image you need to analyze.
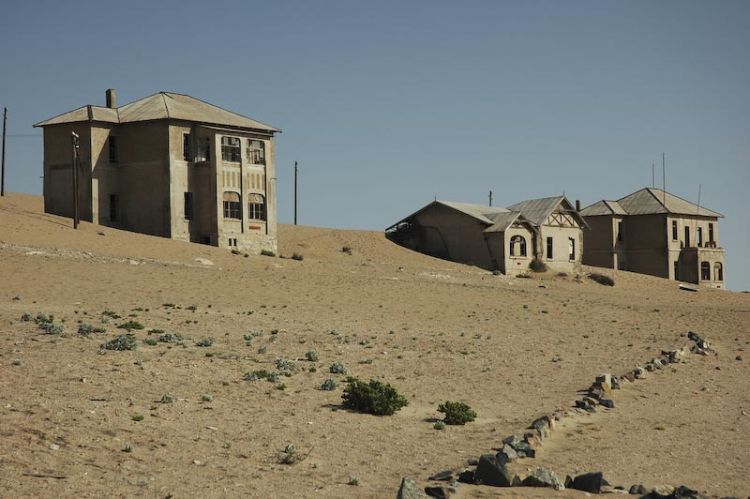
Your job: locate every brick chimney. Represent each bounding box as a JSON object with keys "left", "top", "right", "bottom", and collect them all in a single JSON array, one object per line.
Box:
[
  {"left": 575, "top": 199, "right": 581, "bottom": 212},
  {"left": 106, "top": 89, "right": 117, "bottom": 109}
]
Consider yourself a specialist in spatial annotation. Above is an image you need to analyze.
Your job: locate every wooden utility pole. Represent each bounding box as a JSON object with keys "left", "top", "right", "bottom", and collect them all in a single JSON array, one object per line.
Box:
[
  {"left": 71, "top": 132, "right": 80, "bottom": 229},
  {"left": 488, "top": 190, "right": 493, "bottom": 207},
  {"left": 1, "top": 107, "right": 6, "bottom": 196},
  {"left": 293, "top": 161, "right": 298, "bottom": 225}
]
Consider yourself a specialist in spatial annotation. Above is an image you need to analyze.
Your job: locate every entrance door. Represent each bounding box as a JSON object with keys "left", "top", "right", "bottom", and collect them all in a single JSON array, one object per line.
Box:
[{"left": 684, "top": 226, "right": 690, "bottom": 248}]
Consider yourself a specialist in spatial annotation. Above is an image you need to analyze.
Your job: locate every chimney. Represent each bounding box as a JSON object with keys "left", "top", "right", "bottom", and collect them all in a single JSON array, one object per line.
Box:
[
  {"left": 575, "top": 199, "right": 581, "bottom": 212},
  {"left": 106, "top": 89, "right": 117, "bottom": 109}
]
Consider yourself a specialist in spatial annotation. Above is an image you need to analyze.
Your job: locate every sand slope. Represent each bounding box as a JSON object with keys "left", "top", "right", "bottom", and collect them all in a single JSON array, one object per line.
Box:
[{"left": 0, "top": 193, "right": 748, "bottom": 498}]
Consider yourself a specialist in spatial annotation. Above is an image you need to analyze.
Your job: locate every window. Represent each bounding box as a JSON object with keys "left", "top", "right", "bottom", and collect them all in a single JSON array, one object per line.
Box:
[
  {"left": 183, "top": 133, "right": 191, "bottom": 161},
  {"left": 684, "top": 226, "right": 691, "bottom": 247},
  {"left": 546, "top": 237, "right": 553, "bottom": 259},
  {"left": 221, "top": 136, "right": 241, "bottom": 162},
  {"left": 509, "top": 235, "right": 527, "bottom": 257},
  {"left": 228, "top": 238, "right": 238, "bottom": 247},
  {"left": 222, "top": 191, "right": 241, "bottom": 219},
  {"left": 195, "top": 137, "right": 211, "bottom": 162},
  {"left": 568, "top": 237, "right": 576, "bottom": 260},
  {"left": 708, "top": 223, "right": 714, "bottom": 244},
  {"left": 714, "top": 262, "right": 723, "bottom": 281},
  {"left": 674, "top": 261, "right": 679, "bottom": 281},
  {"left": 672, "top": 220, "right": 678, "bottom": 240},
  {"left": 700, "top": 261, "right": 711, "bottom": 281},
  {"left": 184, "top": 192, "right": 193, "bottom": 220},
  {"left": 248, "top": 193, "right": 266, "bottom": 221},
  {"left": 617, "top": 221, "right": 623, "bottom": 242},
  {"left": 109, "top": 136, "right": 118, "bottom": 163},
  {"left": 697, "top": 227, "right": 703, "bottom": 247},
  {"left": 109, "top": 194, "right": 119, "bottom": 221},
  {"left": 247, "top": 139, "right": 265, "bottom": 165}
]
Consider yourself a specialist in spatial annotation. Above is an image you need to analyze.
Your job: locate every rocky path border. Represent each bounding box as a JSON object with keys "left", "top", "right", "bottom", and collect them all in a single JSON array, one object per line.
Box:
[{"left": 397, "top": 332, "right": 732, "bottom": 499}]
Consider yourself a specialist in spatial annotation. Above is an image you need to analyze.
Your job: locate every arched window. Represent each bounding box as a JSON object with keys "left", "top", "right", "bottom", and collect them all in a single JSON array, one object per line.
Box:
[
  {"left": 714, "top": 262, "right": 723, "bottom": 281},
  {"left": 248, "top": 193, "right": 266, "bottom": 221},
  {"left": 222, "top": 191, "right": 241, "bottom": 219},
  {"left": 510, "top": 235, "right": 527, "bottom": 257},
  {"left": 700, "top": 261, "right": 711, "bottom": 281}
]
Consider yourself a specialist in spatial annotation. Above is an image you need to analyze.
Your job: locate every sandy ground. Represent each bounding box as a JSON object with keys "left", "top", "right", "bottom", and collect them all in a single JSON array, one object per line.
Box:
[{"left": 0, "top": 193, "right": 748, "bottom": 498}]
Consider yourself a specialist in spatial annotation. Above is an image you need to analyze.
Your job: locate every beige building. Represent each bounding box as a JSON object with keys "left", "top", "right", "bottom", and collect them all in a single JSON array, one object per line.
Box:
[
  {"left": 386, "top": 196, "right": 586, "bottom": 275},
  {"left": 34, "top": 89, "right": 280, "bottom": 253},
  {"left": 580, "top": 187, "right": 725, "bottom": 289}
]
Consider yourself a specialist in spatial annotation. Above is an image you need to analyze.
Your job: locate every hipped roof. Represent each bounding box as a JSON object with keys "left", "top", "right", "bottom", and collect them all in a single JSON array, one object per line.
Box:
[
  {"left": 34, "top": 92, "right": 280, "bottom": 133},
  {"left": 581, "top": 187, "right": 722, "bottom": 218}
]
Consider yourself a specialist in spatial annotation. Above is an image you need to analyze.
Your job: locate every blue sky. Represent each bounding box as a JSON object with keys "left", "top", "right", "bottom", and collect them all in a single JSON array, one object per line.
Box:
[{"left": 2, "top": 1, "right": 748, "bottom": 289}]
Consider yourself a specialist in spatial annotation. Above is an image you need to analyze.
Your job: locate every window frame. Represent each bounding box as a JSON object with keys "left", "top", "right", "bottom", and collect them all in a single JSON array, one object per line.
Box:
[
  {"left": 183, "top": 133, "right": 191, "bottom": 162},
  {"left": 246, "top": 139, "right": 266, "bottom": 165},
  {"left": 546, "top": 237, "right": 553, "bottom": 259},
  {"left": 714, "top": 262, "right": 723, "bottom": 281},
  {"left": 672, "top": 220, "right": 678, "bottom": 240},
  {"left": 700, "top": 261, "right": 711, "bottom": 281},
  {"left": 184, "top": 192, "right": 193, "bottom": 220},
  {"left": 568, "top": 237, "right": 576, "bottom": 261},
  {"left": 221, "top": 136, "right": 241, "bottom": 163},
  {"left": 509, "top": 235, "right": 527, "bottom": 257},
  {"left": 222, "top": 191, "right": 241, "bottom": 220},
  {"left": 109, "top": 135, "right": 118, "bottom": 164}
]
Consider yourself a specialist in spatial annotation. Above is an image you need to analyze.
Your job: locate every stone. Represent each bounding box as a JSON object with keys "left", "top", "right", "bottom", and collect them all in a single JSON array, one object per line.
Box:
[
  {"left": 428, "top": 470, "right": 453, "bottom": 482},
  {"left": 498, "top": 444, "right": 517, "bottom": 462},
  {"left": 634, "top": 367, "right": 647, "bottom": 379},
  {"left": 522, "top": 432, "right": 541, "bottom": 450},
  {"left": 671, "top": 485, "right": 708, "bottom": 499},
  {"left": 530, "top": 418, "right": 551, "bottom": 439},
  {"left": 736, "top": 355, "right": 743, "bottom": 361},
  {"left": 595, "top": 373, "right": 612, "bottom": 389},
  {"left": 583, "top": 396, "right": 599, "bottom": 407},
  {"left": 611, "top": 376, "right": 621, "bottom": 389},
  {"left": 687, "top": 331, "right": 704, "bottom": 343},
  {"left": 623, "top": 372, "right": 636, "bottom": 382},
  {"left": 424, "top": 485, "right": 453, "bottom": 498},
  {"left": 457, "top": 469, "right": 474, "bottom": 484},
  {"left": 522, "top": 467, "right": 564, "bottom": 490},
  {"left": 645, "top": 363, "right": 656, "bottom": 372},
  {"left": 575, "top": 399, "right": 595, "bottom": 412},
  {"left": 466, "top": 457, "right": 478, "bottom": 466},
  {"left": 569, "top": 471, "right": 608, "bottom": 493},
  {"left": 397, "top": 477, "right": 430, "bottom": 499},
  {"left": 629, "top": 484, "right": 648, "bottom": 494},
  {"left": 473, "top": 454, "right": 516, "bottom": 487},
  {"left": 599, "top": 398, "right": 615, "bottom": 409},
  {"left": 589, "top": 386, "right": 606, "bottom": 400}
]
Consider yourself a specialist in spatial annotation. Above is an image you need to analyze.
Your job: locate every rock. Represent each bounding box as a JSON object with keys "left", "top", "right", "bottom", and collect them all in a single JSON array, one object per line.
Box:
[
  {"left": 736, "top": 355, "right": 742, "bottom": 361},
  {"left": 428, "top": 470, "right": 453, "bottom": 482},
  {"left": 530, "top": 417, "right": 551, "bottom": 439},
  {"left": 569, "top": 471, "right": 608, "bottom": 493},
  {"left": 589, "top": 386, "right": 606, "bottom": 400},
  {"left": 424, "top": 486, "right": 453, "bottom": 498},
  {"left": 457, "top": 469, "right": 474, "bottom": 484},
  {"left": 645, "top": 363, "right": 656, "bottom": 372},
  {"left": 473, "top": 454, "right": 516, "bottom": 487},
  {"left": 596, "top": 373, "right": 612, "bottom": 389},
  {"left": 498, "top": 444, "right": 517, "bottom": 462},
  {"left": 398, "top": 477, "right": 430, "bottom": 499},
  {"left": 48, "top": 443, "right": 60, "bottom": 451},
  {"left": 629, "top": 484, "right": 648, "bottom": 494},
  {"left": 467, "top": 457, "right": 478, "bottom": 466},
  {"left": 623, "top": 372, "right": 636, "bottom": 382},
  {"left": 671, "top": 485, "right": 708, "bottom": 499},
  {"left": 611, "top": 376, "right": 621, "bottom": 389},
  {"left": 687, "top": 331, "right": 704, "bottom": 343},
  {"left": 575, "top": 399, "right": 595, "bottom": 412},
  {"left": 599, "top": 398, "right": 615, "bottom": 409},
  {"left": 634, "top": 367, "right": 647, "bottom": 379},
  {"left": 522, "top": 467, "right": 564, "bottom": 490}
]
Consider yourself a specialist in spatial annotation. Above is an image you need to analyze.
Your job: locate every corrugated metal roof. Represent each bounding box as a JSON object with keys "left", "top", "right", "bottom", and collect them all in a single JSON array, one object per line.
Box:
[
  {"left": 483, "top": 212, "right": 524, "bottom": 233},
  {"left": 438, "top": 201, "right": 511, "bottom": 224},
  {"left": 506, "top": 196, "right": 565, "bottom": 226},
  {"left": 580, "top": 200, "right": 628, "bottom": 216},
  {"left": 35, "top": 92, "right": 279, "bottom": 132},
  {"left": 618, "top": 188, "right": 722, "bottom": 218}
]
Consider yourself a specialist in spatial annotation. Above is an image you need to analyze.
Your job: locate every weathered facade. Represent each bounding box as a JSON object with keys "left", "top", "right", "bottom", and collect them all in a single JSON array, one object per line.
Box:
[
  {"left": 580, "top": 188, "right": 725, "bottom": 289},
  {"left": 386, "top": 196, "right": 585, "bottom": 275},
  {"left": 34, "top": 90, "right": 280, "bottom": 253}
]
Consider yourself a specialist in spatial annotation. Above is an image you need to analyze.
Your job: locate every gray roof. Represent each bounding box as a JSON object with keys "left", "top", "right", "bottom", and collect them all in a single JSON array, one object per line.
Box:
[
  {"left": 483, "top": 212, "right": 526, "bottom": 233},
  {"left": 35, "top": 92, "right": 279, "bottom": 133},
  {"left": 618, "top": 188, "right": 722, "bottom": 218},
  {"left": 580, "top": 200, "right": 628, "bottom": 217},
  {"left": 438, "top": 201, "right": 511, "bottom": 224},
  {"left": 506, "top": 196, "right": 566, "bottom": 226}
]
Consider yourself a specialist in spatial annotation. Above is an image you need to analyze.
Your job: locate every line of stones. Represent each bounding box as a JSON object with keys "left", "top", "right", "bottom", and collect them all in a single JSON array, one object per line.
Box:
[{"left": 397, "top": 331, "right": 714, "bottom": 499}]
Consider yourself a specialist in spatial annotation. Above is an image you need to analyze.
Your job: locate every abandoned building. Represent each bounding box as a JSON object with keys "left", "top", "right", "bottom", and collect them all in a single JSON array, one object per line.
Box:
[
  {"left": 386, "top": 196, "right": 586, "bottom": 275},
  {"left": 580, "top": 187, "right": 725, "bottom": 289},
  {"left": 34, "top": 89, "right": 280, "bottom": 253}
]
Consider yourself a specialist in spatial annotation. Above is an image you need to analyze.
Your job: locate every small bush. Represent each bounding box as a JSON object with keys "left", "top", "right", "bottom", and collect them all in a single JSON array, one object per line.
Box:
[
  {"left": 201, "top": 394, "right": 213, "bottom": 402},
  {"left": 143, "top": 338, "right": 158, "bottom": 346},
  {"left": 195, "top": 338, "right": 214, "bottom": 347},
  {"left": 329, "top": 361, "right": 347, "bottom": 374},
  {"left": 348, "top": 476, "right": 360, "bottom": 486},
  {"left": 433, "top": 421, "right": 446, "bottom": 430},
  {"left": 257, "top": 345, "right": 268, "bottom": 354},
  {"left": 279, "top": 444, "right": 298, "bottom": 465},
  {"left": 321, "top": 378, "right": 337, "bottom": 391},
  {"left": 20, "top": 313, "right": 32, "bottom": 322},
  {"left": 342, "top": 246, "right": 353, "bottom": 255},
  {"left": 342, "top": 378, "right": 408, "bottom": 416},
  {"left": 102, "top": 310, "right": 121, "bottom": 319},
  {"left": 159, "top": 332, "right": 182, "bottom": 343},
  {"left": 437, "top": 401, "right": 476, "bottom": 425},
  {"left": 275, "top": 358, "right": 298, "bottom": 374},
  {"left": 588, "top": 273, "right": 615, "bottom": 286},
  {"left": 118, "top": 320, "right": 144, "bottom": 331},
  {"left": 260, "top": 249, "right": 276, "bottom": 257},
  {"left": 529, "top": 259, "right": 548, "bottom": 273},
  {"left": 78, "top": 323, "right": 105, "bottom": 336},
  {"left": 131, "top": 414, "right": 144, "bottom": 422},
  {"left": 102, "top": 334, "right": 137, "bottom": 351},
  {"left": 305, "top": 350, "right": 319, "bottom": 362},
  {"left": 39, "top": 321, "right": 64, "bottom": 335},
  {"left": 243, "top": 369, "right": 278, "bottom": 382},
  {"left": 291, "top": 253, "right": 304, "bottom": 261},
  {"left": 159, "top": 394, "right": 175, "bottom": 404}
]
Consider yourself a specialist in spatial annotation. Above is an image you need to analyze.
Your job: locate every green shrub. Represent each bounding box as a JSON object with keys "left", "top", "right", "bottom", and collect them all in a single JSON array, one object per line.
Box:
[
  {"left": 20, "top": 313, "right": 32, "bottom": 322},
  {"left": 102, "top": 310, "right": 121, "bottom": 319},
  {"left": 305, "top": 350, "right": 319, "bottom": 362},
  {"left": 131, "top": 414, "right": 144, "bottom": 422},
  {"left": 341, "top": 378, "right": 408, "bottom": 416},
  {"left": 159, "top": 394, "right": 175, "bottom": 404},
  {"left": 437, "top": 401, "right": 476, "bottom": 425},
  {"left": 201, "top": 394, "right": 213, "bottom": 402},
  {"left": 588, "top": 273, "right": 615, "bottom": 286},
  {"left": 278, "top": 444, "right": 298, "bottom": 464},
  {"left": 118, "top": 320, "right": 144, "bottom": 331},
  {"left": 78, "top": 323, "right": 105, "bottom": 336},
  {"left": 243, "top": 369, "right": 279, "bottom": 382},
  {"left": 102, "top": 334, "right": 137, "bottom": 351},
  {"left": 257, "top": 345, "right": 268, "bottom": 354},
  {"left": 321, "top": 378, "right": 337, "bottom": 391},
  {"left": 329, "top": 361, "right": 347, "bottom": 374},
  {"left": 433, "top": 421, "right": 446, "bottom": 430},
  {"left": 275, "top": 358, "right": 298, "bottom": 374},
  {"left": 195, "top": 338, "right": 214, "bottom": 347},
  {"left": 143, "top": 338, "right": 158, "bottom": 346},
  {"left": 529, "top": 259, "right": 548, "bottom": 273},
  {"left": 158, "top": 332, "right": 182, "bottom": 343}
]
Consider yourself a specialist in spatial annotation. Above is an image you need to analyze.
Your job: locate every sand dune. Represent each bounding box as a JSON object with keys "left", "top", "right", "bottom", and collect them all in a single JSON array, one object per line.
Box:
[{"left": 1, "top": 193, "right": 748, "bottom": 498}]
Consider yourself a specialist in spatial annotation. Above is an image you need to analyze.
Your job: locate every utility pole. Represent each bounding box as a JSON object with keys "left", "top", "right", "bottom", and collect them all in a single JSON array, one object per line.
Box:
[
  {"left": 1, "top": 107, "right": 6, "bottom": 196},
  {"left": 662, "top": 152, "right": 666, "bottom": 206},
  {"left": 293, "top": 161, "right": 298, "bottom": 225},
  {"left": 488, "top": 190, "right": 493, "bottom": 207},
  {"left": 71, "top": 132, "right": 80, "bottom": 229}
]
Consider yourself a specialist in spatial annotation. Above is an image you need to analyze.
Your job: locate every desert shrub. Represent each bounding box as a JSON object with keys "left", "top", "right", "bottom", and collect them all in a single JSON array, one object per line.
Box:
[
  {"left": 186, "top": 305, "right": 198, "bottom": 312},
  {"left": 34, "top": 313, "right": 53, "bottom": 325},
  {"left": 342, "top": 378, "right": 408, "bottom": 416},
  {"left": 148, "top": 329, "right": 165, "bottom": 335},
  {"left": 329, "top": 361, "right": 347, "bottom": 374},
  {"left": 588, "top": 273, "right": 615, "bottom": 286},
  {"left": 143, "top": 338, "right": 158, "bottom": 346},
  {"left": 118, "top": 320, "right": 144, "bottom": 331},
  {"left": 291, "top": 253, "right": 304, "bottom": 261},
  {"left": 305, "top": 350, "right": 319, "bottom": 362},
  {"left": 278, "top": 444, "right": 298, "bottom": 464},
  {"left": 131, "top": 414, "right": 144, "bottom": 422},
  {"left": 201, "top": 394, "right": 213, "bottom": 402},
  {"left": 529, "top": 259, "right": 548, "bottom": 273},
  {"left": 159, "top": 394, "right": 175, "bottom": 404},
  {"left": 20, "top": 313, "right": 32, "bottom": 322},
  {"left": 257, "top": 345, "right": 268, "bottom": 354},
  {"left": 348, "top": 476, "right": 360, "bottom": 486},
  {"left": 275, "top": 358, "right": 298, "bottom": 374},
  {"left": 433, "top": 421, "right": 446, "bottom": 430},
  {"left": 195, "top": 338, "right": 214, "bottom": 347},
  {"left": 437, "top": 401, "right": 477, "bottom": 425},
  {"left": 78, "top": 323, "right": 106, "bottom": 336},
  {"left": 260, "top": 249, "right": 276, "bottom": 257},
  {"left": 102, "top": 334, "right": 137, "bottom": 351},
  {"left": 342, "top": 246, "right": 352, "bottom": 255},
  {"left": 158, "top": 332, "right": 182, "bottom": 343},
  {"left": 243, "top": 369, "right": 279, "bottom": 382},
  {"left": 321, "top": 378, "right": 337, "bottom": 391},
  {"left": 102, "top": 310, "right": 121, "bottom": 319}
]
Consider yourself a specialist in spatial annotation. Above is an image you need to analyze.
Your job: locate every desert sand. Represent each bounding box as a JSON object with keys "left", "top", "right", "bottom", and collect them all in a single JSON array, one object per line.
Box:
[{"left": 1, "top": 193, "right": 748, "bottom": 498}]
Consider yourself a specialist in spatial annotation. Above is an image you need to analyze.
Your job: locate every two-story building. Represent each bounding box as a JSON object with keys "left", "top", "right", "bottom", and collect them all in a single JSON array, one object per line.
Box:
[
  {"left": 34, "top": 89, "right": 280, "bottom": 253},
  {"left": 386, "top": 196, "right": 586, "bottom": 275},
  {"left": 580, "top": 187, "right": 725, "bottom": 288}
]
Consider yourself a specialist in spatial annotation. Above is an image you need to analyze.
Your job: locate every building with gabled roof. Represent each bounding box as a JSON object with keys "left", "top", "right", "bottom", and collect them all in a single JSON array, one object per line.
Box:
[
  {"left": 580, "top": 187, "right": 725, "bottom": 288},
  {"left": 34, "top": 89, "right": 280, "bottom": 253},
  {"left": 386, "top": 196, "right": 586, "bottom": 274}
]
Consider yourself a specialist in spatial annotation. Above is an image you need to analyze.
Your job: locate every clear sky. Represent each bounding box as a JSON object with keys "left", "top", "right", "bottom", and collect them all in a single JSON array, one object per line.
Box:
[{"left": 1, "top": 1, "right": 748, "bottom": 289}]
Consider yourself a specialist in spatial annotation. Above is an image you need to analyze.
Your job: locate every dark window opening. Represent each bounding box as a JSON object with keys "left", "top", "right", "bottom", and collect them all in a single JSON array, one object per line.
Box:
[
  {"left": 509, "top": 235, "right": 527, "bottom": 257},
  {"left": 546, "top": 237, "right": 553, "bottom": 259},
  {"left": 248, "top": 193, "right": 266, "bottom": 221},
  {"left": 714, "top": 262, "right": 723, "bottom": 281},
  {"left": 247, "top": 139, "right": 265, "bottom": 165},
  {"left": 684, "top": 226, "right": 691, "bottom": 248},
  {"left": 221, "top": 136, "right": 241, "bottom": 162},
  {"left": 195, "top": 137, "right": 211, "bottom": 162},
  {"left": 697, "top": 227, "right": 703, "bottom": 247},
  {"left": 700, "top": 261, "right": 710, "bottom": 281},
  {"left": 183, "top": 133, "right": 191, "bottom": 161},
  {"left": 708, "top": 223, "right": 714, "bottom": 243},
  {"left": 674, "top": 261, "right": 679, "bottom": 281},
  {"left": 568, "top": 237, "right": 575, "bottom": 260},
  {"left": 617, "top": 221, "right": 623, "bottom": 242},
  {"left": 222, "top": 191, "right": 241, "bottom": 219},
  {"left": 109, "top": 194, "right": 119, "bottom": 222},
  {"left": 109, "top": 136, "right": 118, "bottom": 163},
  {"left": 672, "top": 220, "right": 678, "bottom": 240},
  {"left": 184, "top": 192, "right": 193, "bottom": 220}
]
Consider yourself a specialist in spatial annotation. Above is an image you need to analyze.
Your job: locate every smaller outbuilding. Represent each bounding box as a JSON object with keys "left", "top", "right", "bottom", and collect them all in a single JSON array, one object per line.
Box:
[{"left": 386, "top": 196, "right": 586, "bottom": 275}]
